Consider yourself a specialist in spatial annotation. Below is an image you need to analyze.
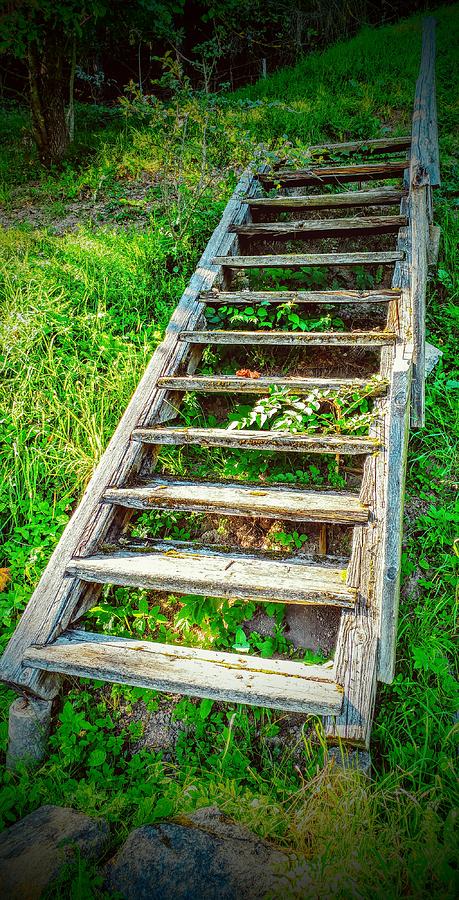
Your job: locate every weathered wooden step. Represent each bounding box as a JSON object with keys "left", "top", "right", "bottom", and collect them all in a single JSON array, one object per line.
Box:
[
  {"left": 132, "top": 426, "right": 379, "bottom": 455},
  {"left": 246, "top": 188, "right": 404, "bottom": 211},
  {"left": 260, "top": 161, "right": 406, "bottom": 188},
  {"left": 104, "top": 478, "right": 369, "bottom": 524},
  {"left": 230, "top": 215, "right": 406, "bottom": 239},
  {"left": 157, "top": 375, "right": 387, "bottom": 395},
  {"left": 213, "top": 251, "right": 403, "bottom": 268},
  {"left": 179, "top": 330, "right": 396, "bottom": 347},
  {"left": 306, "top": 135, "right": 411, "bottom": 156},
  {"left": 66, "top": 548, "right": 355, "bottom": 607},
  {"left": 200, "top": 289, "right": 400, "bottom": 305},
  {"left": 24, "top": 630, "right": 344, "bottom": 715}
]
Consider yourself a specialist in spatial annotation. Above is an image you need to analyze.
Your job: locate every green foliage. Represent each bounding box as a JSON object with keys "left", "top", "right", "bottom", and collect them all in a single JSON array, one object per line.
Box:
[
  {"left": 205, "top": 300, "right": 345, "bottom": 332},
  {"left": 227, "top": 384, "right": 378, "bottom": 435},
  {"left": 0, "top": 6, "right": 459, "bottom": 895}
]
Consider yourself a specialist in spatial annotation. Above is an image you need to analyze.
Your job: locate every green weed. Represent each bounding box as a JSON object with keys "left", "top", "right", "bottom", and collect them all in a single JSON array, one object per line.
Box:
[{"left": 0, "top": 5, "right": 458, "bottom": 896}]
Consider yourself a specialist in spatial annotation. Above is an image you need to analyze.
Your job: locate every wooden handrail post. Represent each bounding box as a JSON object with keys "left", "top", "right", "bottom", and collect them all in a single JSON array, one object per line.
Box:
[{"left": 410, "top": 17, "right": 440, "bottom": 429}]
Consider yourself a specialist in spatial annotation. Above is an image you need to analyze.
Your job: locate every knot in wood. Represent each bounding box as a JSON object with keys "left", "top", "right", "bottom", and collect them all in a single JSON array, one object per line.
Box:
[{"left": 394, "top": 389, "right": 407, "bottom": 410}]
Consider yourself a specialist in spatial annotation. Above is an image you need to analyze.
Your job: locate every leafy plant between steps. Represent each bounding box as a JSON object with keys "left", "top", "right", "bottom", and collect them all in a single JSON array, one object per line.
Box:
[{"left": 227, "top": 382, "right": 380, "bottom": 435}]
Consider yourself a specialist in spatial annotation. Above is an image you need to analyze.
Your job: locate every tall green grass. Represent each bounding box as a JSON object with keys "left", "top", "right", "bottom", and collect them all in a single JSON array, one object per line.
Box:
[{"left": 0, "top": 4, "right": 458, "bottom": 895}]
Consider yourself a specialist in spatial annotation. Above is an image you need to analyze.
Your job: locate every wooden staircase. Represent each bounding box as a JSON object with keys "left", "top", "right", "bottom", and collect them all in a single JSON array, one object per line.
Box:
[{"left": 1, "top": 20, "right": 440, "bottom": 755}]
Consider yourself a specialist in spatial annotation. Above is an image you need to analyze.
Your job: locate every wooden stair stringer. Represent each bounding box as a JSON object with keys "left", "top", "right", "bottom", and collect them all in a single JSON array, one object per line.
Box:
[
  {"left": 0, "top": 168, "right": 259, "bottom": 700},
  {"left": 325, "top": 195, "right": 413, "bottom": 745}
]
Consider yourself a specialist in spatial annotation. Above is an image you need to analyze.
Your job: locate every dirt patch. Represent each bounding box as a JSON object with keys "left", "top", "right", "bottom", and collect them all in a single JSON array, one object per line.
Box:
[{"left": 284, "top": 605, "right": 340, "bottom": 656}]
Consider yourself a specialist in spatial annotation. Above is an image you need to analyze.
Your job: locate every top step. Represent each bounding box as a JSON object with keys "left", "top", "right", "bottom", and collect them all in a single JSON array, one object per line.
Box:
[
  {"left": 259, "top": 161, "right": 407, "bottom": 188},
  {"left": 305, "top": 135, "right": 411, "bottom": 157}
]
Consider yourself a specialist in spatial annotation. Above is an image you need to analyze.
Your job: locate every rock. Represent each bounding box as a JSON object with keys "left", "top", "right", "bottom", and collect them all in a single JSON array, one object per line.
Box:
[
  {"left": 0, "top": 805, "right": 109, "bottom": 900},
  {"left": 327, "top": 746, "right": 372, "bottom": 776},
  {"left": 105, "top": 806, "right": 289, "bottom": 900},
  {"left": 6, "top": 697, "right": 53, "bottom": 770},
  {"left": 136, "top": 704, "right": 185, "bottom": 757},
  {"left": 425, "top": 341, "right": 442, "bottom": 376}
]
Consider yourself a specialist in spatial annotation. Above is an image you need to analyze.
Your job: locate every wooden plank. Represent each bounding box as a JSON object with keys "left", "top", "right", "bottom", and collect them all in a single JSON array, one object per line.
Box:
[
  {"left": 104, "top": 478, "right": 369, "bottom": 524},
  {"left": 410, "top": 18, "right": 440, "bottom": 187},
  {"left": 214, "top": 251, "right": 403, "bottom": 268},
  {"left": 230, "top": 215, "right": 406, "bottom": 239},
  {"left": 325, "top": 192, "right": 411, "bottom": 744},
  {"left": 378, "top": 348, "right": 412, "bottom": 683},
  {"left": 246, "top": 188, "right": 404, "bottom": 210},
  {"left": 306, "top": 136, "right": 411, "bottom": 156},
  {"left": 157, "top": 375, "right": 388, "bottom": 395},
  {"left": 179, "top": 330, "right": 396, "bottom": 347},
  {"left": 201, "top": 289, "right": 400, "bottom": 305},
  {"left": 24, "top": 631, "right": 344, "bottom": 716},
  {"left": 260, "top": 161, "right": 406, "bottom": 188},
  {"left": 325, "top": 396, "right": 385, "bottom": 746},
  {"left": 428, "top": 224, "right": 441, "bottom": 266},
  {"left": 66, "top": 550, "right": 355, "bottom": 607},
  {"left": 0, "top": 168, "right": 259, "bottom": 700},
  {"left": 132, "top": 426, "right": 379, "bottom": 455},
  {"left": 410, "top": 185, "right": 428, "bottom": 428}
]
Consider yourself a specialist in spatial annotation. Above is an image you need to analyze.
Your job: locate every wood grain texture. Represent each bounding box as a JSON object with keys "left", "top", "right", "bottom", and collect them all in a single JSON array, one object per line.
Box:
[
  {"left": 103, "top": 478, "right": 369, "bottom": 524},
  {"left": 410, "top": 18, "right": 440, "bottom": 187},
  {"left": 230, "top": 215, "right": 406, "bottom": 239},
  {"left": 246, "top": 188, "right": 404, "bottom": 210},
  {"left": 260, "top": 160, "right": 407, "bottom": 188},
  {"left": 213, "top": 251, "right": 403, "bottom": 268},
  {"left": 24, "top": 631, "right": 344, "bottom": 716},
  {"left": 325, "top": 189, "right": 413, "bottom": 743},
  {"left": 200, "top": 289, "right": 400, "bottom": 305},
  {"left": 66, "top": 549, "right": 356, "bottom": 607},
  {"left": 306, "top": 136, "right": 411, "bottom": 156},
  {"left": 410, "top": 185, "right": 428, "bottom": 428},
  {"left": 157, "top": 375, "right": 388, "bottom": 395},
  {"left": 0, "top": 168, "right": 258, "bottom": 699},
  {"left": 378, "top": 349, "right": 412, "bottom": 682},
  {"left": 133, "top": 426, "right": 379, "bottom": 455},
  {"left": 179, "top": 330, "right": 395, "bottom": 346}
]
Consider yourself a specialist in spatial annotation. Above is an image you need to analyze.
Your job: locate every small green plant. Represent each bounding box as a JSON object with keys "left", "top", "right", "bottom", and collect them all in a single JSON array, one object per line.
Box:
[
  {"left": 205, "top": 300, "right": 345, "bottom": 332},
  {"left": 227, "top": 384, "right": 378, "bottom": 435},
  {"left": 271, "top": 530, "right": 309, "bottom": 551}
]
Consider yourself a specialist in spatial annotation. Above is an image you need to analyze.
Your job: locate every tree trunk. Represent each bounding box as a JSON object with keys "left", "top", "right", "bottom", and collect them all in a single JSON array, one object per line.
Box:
[
  {"left": 28, "top": 29, "right": 69, "bottom": 167},
  {"left": 66, "top": 35, "right": 77, "bottom": 144}
]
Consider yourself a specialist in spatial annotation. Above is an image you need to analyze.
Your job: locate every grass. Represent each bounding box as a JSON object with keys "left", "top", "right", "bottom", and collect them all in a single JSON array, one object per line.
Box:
[{"left": 1, "top": 4, "right": 458, "bottom": 897}]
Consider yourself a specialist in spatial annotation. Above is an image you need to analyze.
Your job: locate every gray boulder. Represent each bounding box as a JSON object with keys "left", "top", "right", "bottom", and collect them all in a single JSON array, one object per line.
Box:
[
  {"left": 105, "top": 805, "right": 289, "bottom": 899},
  {"left": 0, "top": 804, "right": 109, "bottom": 900}
]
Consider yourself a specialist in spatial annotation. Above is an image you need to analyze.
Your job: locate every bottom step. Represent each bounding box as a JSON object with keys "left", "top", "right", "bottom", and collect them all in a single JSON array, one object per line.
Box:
[{"left": 24, "top": 630, "right": 343, "bottom": 715}]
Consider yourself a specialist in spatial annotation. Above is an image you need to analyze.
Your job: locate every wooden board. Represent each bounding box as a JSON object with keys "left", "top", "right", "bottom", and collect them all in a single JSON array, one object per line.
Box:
[
  {"left": 214, "top": 251, "right": 403, "bottom": 268},
  {"left": 104, "top": 478, "right": 369, "bottom": 524},
  {"left": 24, "top": 631, "right": 344, "bottom": 716},
  {"left": 410, "top": 185, "right": 428, "bottom": 428},
  {"left": 410, "top": 18, "right": 440, "bottom": 187},
  {"left": 179, "top": 330, "right": 396, "bottom": 347},
  {"left": 260, "top": 161, "right": 406, "bottom": 188},
  {"left": 378, "top": 348, "right": 412, "bottom": 682},
  {"left": 306, "top": 136, "right": 411, "bottom": 156},
  {"left": 67, "top": 549, "right": 356, "bottom": 607},
  {"left": 157, "top": 375, "right": 388, "bottom": 395},
  {"left": 201, "top": 289, "right": 400, "bottom": 305},
  {"left": 133, "top": 426, "right": 379, "bottom": 455},
  {"left": 230, "top": 215, "right": 406, "bottom": 239},
  {"left": 246, "top": 188, "right": 404, "bottom": 210},
  {"left": 325, "top": 186, "right": 412, "bottom": 743}
]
